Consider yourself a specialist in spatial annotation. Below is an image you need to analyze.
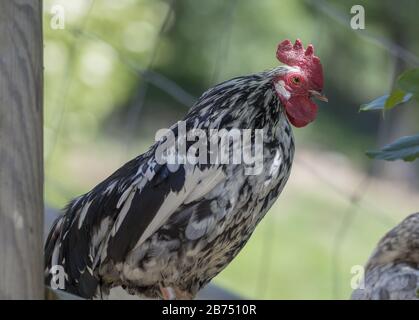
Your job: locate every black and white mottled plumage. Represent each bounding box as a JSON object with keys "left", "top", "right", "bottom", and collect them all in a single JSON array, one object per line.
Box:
[
  {"left": 352, "top": 213, "right": 419, "bottom": 300},
  {"left": 45, "top": 66, "right": 296, "bottom": 299}
]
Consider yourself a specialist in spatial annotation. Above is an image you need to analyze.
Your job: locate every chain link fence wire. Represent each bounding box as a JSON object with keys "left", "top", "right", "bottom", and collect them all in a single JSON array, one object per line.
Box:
[{"left": 44, "top": 0, "right": 418, "bottom": 299}]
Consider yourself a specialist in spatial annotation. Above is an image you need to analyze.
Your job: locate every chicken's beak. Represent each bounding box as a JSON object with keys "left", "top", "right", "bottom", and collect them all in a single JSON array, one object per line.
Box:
[{"left": 309, "top": 90, "right": 328, "bottom": 102}]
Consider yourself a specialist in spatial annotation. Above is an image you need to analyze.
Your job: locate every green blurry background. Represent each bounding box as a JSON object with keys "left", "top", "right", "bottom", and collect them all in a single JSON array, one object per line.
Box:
[{"left": 43, "top": 0, "right": 419, "bottom": 299}]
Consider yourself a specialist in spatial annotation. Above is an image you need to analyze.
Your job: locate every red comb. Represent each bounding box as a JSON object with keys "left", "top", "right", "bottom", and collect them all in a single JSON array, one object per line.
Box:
[{"left": 276, "top": 39, "right": 324, "bottom": 90}]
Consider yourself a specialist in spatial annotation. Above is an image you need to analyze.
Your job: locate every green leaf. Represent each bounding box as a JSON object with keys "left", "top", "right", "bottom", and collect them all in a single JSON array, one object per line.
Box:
[
  {"left": 360, "top": 92, "right": 412, "bottom": 111},
  {"left": 360, "top": 95, "right": 389, "bottom": 111},
  {"left": 366, "top": 134, "right": 419, "bottom": 162},
  {"left": 384, "top": 89, "right": 412, "bottom": 110},
  {"left": 397, "top": 68, "right": 419, "bottom": 97}
]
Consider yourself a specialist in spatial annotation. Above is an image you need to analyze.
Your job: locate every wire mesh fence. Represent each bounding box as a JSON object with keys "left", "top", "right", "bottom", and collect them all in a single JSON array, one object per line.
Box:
[{"left": 43, "top": 0, "right": 419, "bottom": 299}]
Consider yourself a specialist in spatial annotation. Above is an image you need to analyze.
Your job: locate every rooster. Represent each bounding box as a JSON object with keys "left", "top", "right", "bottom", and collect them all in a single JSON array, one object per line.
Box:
[
  {"left": 352, "top": 213, "right": 419, "bottom": 300},
  {"left": 45, "top": 39, "right": 326, "bottom": 299}
]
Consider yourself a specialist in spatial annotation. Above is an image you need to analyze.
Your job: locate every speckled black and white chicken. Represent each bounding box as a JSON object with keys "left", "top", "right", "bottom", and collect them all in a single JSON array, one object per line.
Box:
[
  {"left": 351, "top": 213, "right": 419, "bottom": 300},
  {"left": 45, "top": 39, "right": 327, "bottom": 299}
]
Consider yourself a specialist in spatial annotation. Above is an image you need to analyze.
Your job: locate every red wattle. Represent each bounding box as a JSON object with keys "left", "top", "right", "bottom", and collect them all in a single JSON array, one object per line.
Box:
[{"left": 284, "top": 96, "right": 318, "bottom": 128}]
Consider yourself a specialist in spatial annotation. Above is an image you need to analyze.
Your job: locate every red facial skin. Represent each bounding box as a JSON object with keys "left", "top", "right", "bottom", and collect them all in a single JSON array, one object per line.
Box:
[
  {"left": 274, "top": 72, "right": 319, "bottom": 128},
  {"left": 274, "top": 39, "right": 325, "bottom": 128}
]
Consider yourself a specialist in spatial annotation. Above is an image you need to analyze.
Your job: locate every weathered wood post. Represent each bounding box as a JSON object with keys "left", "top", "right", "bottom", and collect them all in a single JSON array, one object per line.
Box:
[{"left": 0, "top": 0, "right": 43, "bottom": 299}]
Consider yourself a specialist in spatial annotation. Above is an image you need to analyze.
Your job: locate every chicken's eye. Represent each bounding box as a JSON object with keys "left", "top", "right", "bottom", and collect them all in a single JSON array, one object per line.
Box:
[{"left": 291, "top": 76, "right": 301, "bottom": 85}]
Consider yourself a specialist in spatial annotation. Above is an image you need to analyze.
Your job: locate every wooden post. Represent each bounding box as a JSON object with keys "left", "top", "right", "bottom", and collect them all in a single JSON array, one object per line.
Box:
[{"left": 0, "top": 0, "right": 43, "bottom": 299}]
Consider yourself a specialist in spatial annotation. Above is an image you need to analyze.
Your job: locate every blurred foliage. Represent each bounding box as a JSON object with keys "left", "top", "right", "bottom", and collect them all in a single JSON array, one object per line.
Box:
[
  {"left": 362, "top": 68, "right": 419, "bottom": 161},
  {"left": 366, "top": 135, "right": 419, "bottom": 162},
  {"left": 360, "top": 68, "right": 419, "bottom": 111},
  {"left": 43, "top": 0, "right": 419, "bottom": 299},
  {"left": 398, "top": 69, "right": 419, "bottom": 97},
  {"left": 360, "top": 91, "right": 412, "bottom": 111}
]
